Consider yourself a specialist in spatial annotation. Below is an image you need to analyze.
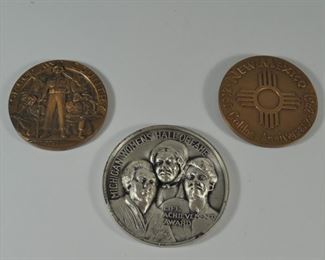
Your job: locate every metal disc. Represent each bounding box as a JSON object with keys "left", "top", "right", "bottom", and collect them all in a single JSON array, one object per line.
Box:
[
  {"left": 219, "top": 56, "right": 318, "bottom": 147},
  {"left": 103, "top": 125, "right": 229, "bottom": 246},
  {"left": 8, "top": 60, "right": 108, "bottom": 150}
]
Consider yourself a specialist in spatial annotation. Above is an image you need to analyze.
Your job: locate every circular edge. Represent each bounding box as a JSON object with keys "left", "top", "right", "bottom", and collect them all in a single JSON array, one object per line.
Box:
[{"left": 102, "top": 124, "right": 230, "bottom": 247}]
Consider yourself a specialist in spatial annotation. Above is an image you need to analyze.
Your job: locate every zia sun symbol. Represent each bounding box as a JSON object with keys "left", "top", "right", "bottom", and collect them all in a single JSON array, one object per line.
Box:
[{"left": 236, "top": 69, "right": 300, "bottom": 129}]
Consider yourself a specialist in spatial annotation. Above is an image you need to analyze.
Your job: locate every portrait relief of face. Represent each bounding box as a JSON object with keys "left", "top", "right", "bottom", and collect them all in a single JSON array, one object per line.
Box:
[
  {"left": 185, "top": 166, "right": 212, "bottom": 199},
  {"left": 150, "top": 140, "right": 188, "bottom": 184},
  {"left": 154, "top": 149, "right": 180, "bottom": 183},
  {"left": 129, "top": 168, "right": 157, "bottom": 205},
  {"left": 184, "top": 158, "right": 218, "bottom": 205},
  {"left": 52, "top": 65, "right": 64, "bottom": 74},
  {"left": 122, "top": 160, "right": 157, "bottom": 213},
  {"left": 47, "top": 79, "right": 56, "bottom": 89}
]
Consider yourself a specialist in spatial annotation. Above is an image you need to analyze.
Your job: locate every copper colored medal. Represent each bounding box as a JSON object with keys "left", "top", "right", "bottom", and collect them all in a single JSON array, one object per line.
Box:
[
  {"left": 219, "top": 56, "right": 317, "bottom": 147},
  {"left": 9, "top": 60, "right": 108, "bottom": 150}
]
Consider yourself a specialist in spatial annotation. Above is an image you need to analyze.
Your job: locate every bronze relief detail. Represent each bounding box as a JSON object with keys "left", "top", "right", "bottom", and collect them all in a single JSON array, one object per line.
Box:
[
  {"left": 9, "top": 60, "right": 108, "bottom": 150},
  {"left": 219, "top": 56, "right": 318, "bottom": 147}
]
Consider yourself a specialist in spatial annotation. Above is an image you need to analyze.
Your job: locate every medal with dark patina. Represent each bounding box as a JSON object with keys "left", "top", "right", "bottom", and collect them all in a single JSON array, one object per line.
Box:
[
  {"left": 103, "top": 125, "right": 229, "bottom": 246},
  {"left": 9, "top": 60, "right": 108, "bottom": 150},
  {"left": 219, "top": 56, "right": 318, "bottom": 147}
]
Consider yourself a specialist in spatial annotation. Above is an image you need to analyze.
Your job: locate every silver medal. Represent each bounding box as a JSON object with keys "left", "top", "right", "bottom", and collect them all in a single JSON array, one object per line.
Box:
[{"left": 103, "top": 125, "right": 229, "bottom": 246}]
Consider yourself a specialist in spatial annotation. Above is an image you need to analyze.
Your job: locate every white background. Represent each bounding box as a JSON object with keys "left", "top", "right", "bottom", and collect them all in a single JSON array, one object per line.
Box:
[{"left": 0, "top": 1, "right": 324, "bottom": 260}]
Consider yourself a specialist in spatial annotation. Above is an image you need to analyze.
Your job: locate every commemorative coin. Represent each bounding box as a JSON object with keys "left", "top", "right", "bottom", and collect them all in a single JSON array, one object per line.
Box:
[
  {"left": 103, "top": 125, "right": 229, "bottom": 246},
  {"left": 9, "top": 60, "right": 108, "bottom": 150},
  {"left": 219, "top": 56, "right": 317, "bottom": 147}
]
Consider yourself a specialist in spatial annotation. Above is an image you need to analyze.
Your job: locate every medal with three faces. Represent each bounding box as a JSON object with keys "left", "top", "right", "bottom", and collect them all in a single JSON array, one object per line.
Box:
[{"left": 103, "top": 125, "right": 229, "bottom": 246}]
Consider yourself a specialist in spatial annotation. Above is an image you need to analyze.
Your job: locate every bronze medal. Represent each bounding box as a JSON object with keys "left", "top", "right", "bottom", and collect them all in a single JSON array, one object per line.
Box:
[
  {"left": 9, "top": 60, "right": 108, "bottom": 150},
  {"left": 219, "top": 56, "right": 318, "bottom": 147}
]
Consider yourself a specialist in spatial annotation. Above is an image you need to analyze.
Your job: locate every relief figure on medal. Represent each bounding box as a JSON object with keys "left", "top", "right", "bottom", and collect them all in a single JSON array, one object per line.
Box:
[
  {"left": 41, "top": 65, "right": 76, "bottom": 139},
  {"left": 150, "top": 141, "right": 219, "bottom": 240},
  {"left": 150, "top": 140, "right": 192, "bottom": 241},
  {"left": 111, "top": 160, "right": 176, "bottom": 243},
  {"left": 10, "top": 87, "right": 44, "bottom": 138},
  {"left": 184, "top": 158, "right": 219, "bottom": 237},
  {"left": 11, "top": 63, "right": 103, "bottom": 142},
  {"left": 150, "top": 140, "right": 188, "bottom": 207}
]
